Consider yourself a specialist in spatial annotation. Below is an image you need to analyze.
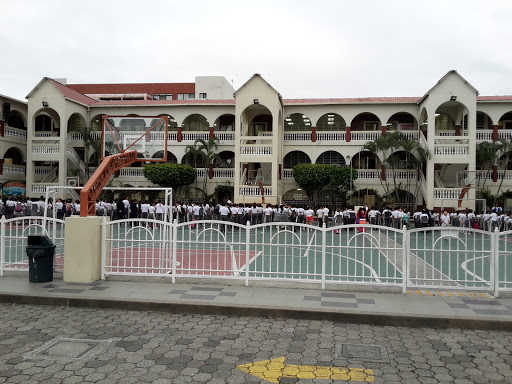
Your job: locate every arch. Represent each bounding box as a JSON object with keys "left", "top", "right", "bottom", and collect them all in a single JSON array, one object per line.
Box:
[
  {"left": 90, "top": 114, "right": 103, "bottom": 131},
  {"left": 67, "top": 113, "right": 87, "bottom": 133},
  {"left": 3, "top": 147, "right": 24, "bottom": 164},
  {"left": 283, "top": 151, "right": 312, "bottom": 168},
  {"left": 385, "top": 112, "right": 417, "bottom": 131},
  {"left": 316, "top": 150, "right": 346, "bottom": 166},
  {"left": 388, "top": 150, "right": 419, "bottom": 169},
  {"left": 283, "top": 188, "right": 309, "bottom": 205},
  {"left": 435, "top": 100, "right": 469, "bottom": 133},
  {"left": 476, "top": 111, "right": 493, "bottom": 129},
  {"left": 182, "top": 114, "right": 209, "bottom": 131},
  {"left": 157, "top": 114, "right": 178, "bottom": 131},
  {"left": 151, "top": 150, "right": 178, "bottom": 163},
  {"left": 284, "top": 113, "right": 312, "bottom": 131},
  {"left": 240, "top": 104, "right": 273, "bottom": 136},
  {"left": 181, "top": 153, "right": 205, "bottom": 168},
  {"left": 350, "top": 112, "right": 381, "bottom": 131},
  {"left": 218, "top": 150, "right": 235, "bottom": 168},
  {"left": 350, "top": 151, "right": 380, "bottom": 169},
  {"left": 213, "top": 114, "right": 235, "bottom": 132},
  {"left": 316, "top": 113, "right": 346, "bottom": 131},
  {"left": 6, "top": 110, "right": 26, "bottom": 129},
  {"left": 498, "top": 111, "right": 512, "bottom": 130}
]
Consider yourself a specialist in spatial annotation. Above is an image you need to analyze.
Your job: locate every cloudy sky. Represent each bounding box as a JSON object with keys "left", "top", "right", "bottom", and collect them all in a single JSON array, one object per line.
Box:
[{"left": 2, "top": 0, "right": 512, "bottom": 101}]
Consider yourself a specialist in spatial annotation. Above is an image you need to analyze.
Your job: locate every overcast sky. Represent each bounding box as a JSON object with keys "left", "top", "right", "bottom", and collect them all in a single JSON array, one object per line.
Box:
[{"left": 2, "top": 0, "right": 512, "bottom": 101}]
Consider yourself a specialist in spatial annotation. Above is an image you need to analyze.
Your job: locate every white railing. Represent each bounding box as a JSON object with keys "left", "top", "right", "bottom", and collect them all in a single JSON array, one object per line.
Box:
[
  {"left": 66, "top": 147, "right": 87, "bottom": 178},
  {"left": 385, "top": 170, "right": 417, "bottom": 180},
  {"left": 3, "top": 165, "right": 25, "bottom": 175},
  {"left": 196, "top": 168, "right": 207, "bottom": 178},
  {"left": 420, "top": 172, "right": 428, "bottom": 201},
  {"left": 216, "top": 132, "right": 235, "bottom": 141},
  {"left": 34, "top": 132, "right": 57, "bottom": 138},
  {"left": 150, "top": 132, "right": 178, "bottom": 141},
  {"left": 316, "top": 132, "right": 346, "bottom": 141},
  {"left": 284, "top": 132, "right": 312, "bottom": 141},
  {"left": 34, "top": 166, "right": 53, "bottom": 176},
  {"left": 434, "top": 145, "right": 469, "bottom": 156},
  {"left": 240, "top": 146, "right": 272, "bottom": 155},
  {"left": 239, "top": 186, "right": 272, "bottom": 196},
  {"left": 4, "top": 127, "right": 27, "bottom": 140},
  {"left": 31, "top": 183, "right": 60, "bottom": 194},
  {"left": 357, "top": 170, "right": 380, "bottom": 180},
  {"left": 0, "top": 216, "right": 65, "bottom": 275},
  {"left": 400, "top": 131, "right": 418, "bottom": 140},
  {"left": 283, "top": 169, "right": 294, "bottom": 178},
  {"left": 96, "top": 221, "right": 512, "bottom": 295},
  {"left": 182, "top": 132, "right": 209, "bottom": 141},
  {"left": 119, "top": 168, "right": 145, "bottom": 177},
  {"left": 68, "top": 132, "right": 83, "bottom": 141},
  {"left": 213, "top": 169, "right": 234, "bottom": 178},
  {"left": 32, "top": 145, "right": 60, "bottom": 155},
  {"left": 476, "top": 130, "right": 493, "bottom": 141},
  {"left": 350, "top": 131, "right": 380, "bottom": 141},
  {"left": 433, "top": 188, "right": 467, "bottom": 200}
]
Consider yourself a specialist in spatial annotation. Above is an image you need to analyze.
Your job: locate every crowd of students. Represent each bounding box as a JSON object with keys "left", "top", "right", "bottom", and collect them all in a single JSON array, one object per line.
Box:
[{"left": 2, "top": 196, "right": 511, "bottom": 232}]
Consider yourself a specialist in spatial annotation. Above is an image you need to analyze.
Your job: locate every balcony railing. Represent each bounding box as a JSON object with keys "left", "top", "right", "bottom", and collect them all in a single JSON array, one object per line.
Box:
[
  {"left": 239, "top": 186, "right": 272, "bottom": 196},
  {"left": 240, "top": 146, "right": 272, "bottom": 155},
  {"left": 32, "top": 145, "right": 60, "bottom": 155},
  {"left": 216, "top": 132, "right": 235, "bottom": 141},
  {"left": 34, "top": 166, "right": 53, "bottom": 176},
  {"left": 317, "top": 132, "right": 346, "bottom": 141},
  {"left": 434, "top": 188, "right": 467, "bottom": 200},
  {"left": 213, "top": 169, "right": 234, "bottom": 178},
  {"left": 182, "top": 132, "right": 209, "bottom": 142},
  {"left": 283, "top": 168, "right": 417, "bottom": 180},
  {"left": 3, "top": 164, "right": 25, "bottom": 175},
  {"left": 434, "top": 145, "right": 469, "bottom": 156},
  {"left": 350, "top": 131, "right": 380, "bottom": 141},
  {"left": 32, "top": 183, "right": 59, "bottom": 194},
  {"left": 284, "top": 132, "right": 312, "bottom": 141},
  {"left": 120, "top": 168, "right": 145, "bottom": 177},
  {"left": 283, "top": 169, "right": 294, "bottom": 179},
  {"left": 4, "top": 126, "right": 27, "bottom": 140}
]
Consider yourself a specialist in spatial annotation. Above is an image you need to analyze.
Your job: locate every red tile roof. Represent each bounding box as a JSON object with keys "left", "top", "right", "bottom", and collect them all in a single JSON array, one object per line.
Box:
[
  {"left": 50, "top": 79, "right": 98, "bottom": 105},
  {"left": 91, "top": 99, "right": 235, "bottom": 106},
  {"left": 477, "top": 96, "right": 512, "bottom": 101},
  {"left": 284, "top": 97, "right": 422, "bottom": 104},
  {"left": 67, "top": 83, "right": 195, "bottom": 96}
]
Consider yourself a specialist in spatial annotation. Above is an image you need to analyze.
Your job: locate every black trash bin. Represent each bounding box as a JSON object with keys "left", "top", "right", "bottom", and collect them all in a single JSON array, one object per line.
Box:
[{"left": 26, "top": 235, "right": 56, "bottom": 283}]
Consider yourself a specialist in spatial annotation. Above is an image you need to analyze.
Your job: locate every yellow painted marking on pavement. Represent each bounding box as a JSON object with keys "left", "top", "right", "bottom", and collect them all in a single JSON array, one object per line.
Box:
[
  {"left": 425, "top": 291, "right": 433, "bottom": 296},
  {"left": 414, "top": 290, "right": 422, "bottom": 295},
  {"left": 236, "top": 357, "right": 374, "bottom": 383},
  {"left": 446, "top": 291, "right": 455, "bottom": 297},
  {"left": 478, "top": 292, "right": 489, "bottom": 298},
  {"left": 456, "top": 291, "right": 466, "bottom": 297},
  {"left": 406, "top": 290, "right": 410, "bottom": 295},
  {"left": 437, "top": 291, "right": 445, "bottom": 297},
  {"left": 467, "top": 292, "right": 477, "bottom": 298}
]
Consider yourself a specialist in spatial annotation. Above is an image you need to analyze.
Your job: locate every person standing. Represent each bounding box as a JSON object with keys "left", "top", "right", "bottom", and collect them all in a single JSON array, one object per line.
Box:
[
  {"left": 440, "top": 210, "right": 450, "bottom": 227},
  {"left": 316, "top": 206, "right": 324, "bottom": 227}
]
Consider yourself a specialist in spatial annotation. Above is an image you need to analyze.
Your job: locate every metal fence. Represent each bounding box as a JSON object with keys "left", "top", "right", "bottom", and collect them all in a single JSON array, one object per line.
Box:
[
  {"left": 0, "top": 216, "right": 65, "bottom": 275},
  {"left": 101, "top": 219, "right": 512, "bottom": 296}
]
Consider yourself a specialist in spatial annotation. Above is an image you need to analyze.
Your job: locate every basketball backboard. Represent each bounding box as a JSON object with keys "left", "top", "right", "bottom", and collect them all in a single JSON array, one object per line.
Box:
[{"left": 102, "top": 115, "right": 168, "bottom": 162}]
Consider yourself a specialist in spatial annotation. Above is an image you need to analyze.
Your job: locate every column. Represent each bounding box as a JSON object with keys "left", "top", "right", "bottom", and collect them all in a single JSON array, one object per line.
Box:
[
  {"left": 311, "top": 126, "right": 316, "bottom": 142},
  {"left": 209, "top": 127, "right": 214, "bottom": 139},
  {"left": 209, "top": 164, "right": 214, "bottom": 179},
  {"left": 455, "top": 124, "right": 461, "bottom": 136},
  {"left": 381, "top": 125, "right": 387, "bottom": 136},
  {"left": 346, "top": 126, "right": 351, "bottom": 142},
  {"left": 0, "top": 159, "right": 3, "bottom": 175},
  {"left": 0, "top": 120, "right": 4, "bottom": 137},
  {"left": 380, "top": 164, "right": 386, "bottom": 181},
  {"left": 177, "top": 127, "right": 182, "bottom": 142},
  {"left": 492, "top": 124, "right": 499, "bottom": 140}
]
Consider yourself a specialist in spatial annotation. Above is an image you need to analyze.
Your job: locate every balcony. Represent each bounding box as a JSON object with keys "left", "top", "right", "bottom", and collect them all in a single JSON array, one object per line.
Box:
[
  {"left": 433, "top": 145, "right": 469, "bottom": 157},
  {"left": 32, "top": 183, "right": 60, "bottom": 194},
  {"left": 350, "top": 131, "right": 380, "bottom": 141},
  {"left": 4, "top": 126, "right": 27, "bottom": 140},
  {"left": 476, "top": 129, "right": 512, "bottom": 142},
  {"left": 239, "top": 186, "right": 272, "bottom": 196},
  {"left": 316, "top": 132, "right": 346, "bottom": 141},
  {"left": 434, "top": 188, "right": 467, "bottom": 201},
  {"left": 32, "top": 144, "right": 60, "bottom": 155},
  {"left": 284, "top": 132, "right": 312, "bottom": 141},
  {"left": 240, "top": 146, "right": 272, "bottom": 155},
  {"left": 282, "top": 168, "right": 417, "bottom": 181},
  {"left": 2, "top": 164, "right": 25, "bottom": 178}
]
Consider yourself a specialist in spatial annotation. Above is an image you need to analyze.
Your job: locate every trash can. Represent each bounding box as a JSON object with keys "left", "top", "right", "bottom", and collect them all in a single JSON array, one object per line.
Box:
[{"left": 26, "top": 235, "right": 56, "bottom": 283}]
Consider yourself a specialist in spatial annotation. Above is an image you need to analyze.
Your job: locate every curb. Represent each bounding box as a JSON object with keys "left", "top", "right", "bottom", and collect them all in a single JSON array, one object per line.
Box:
[{"left": 0, "top": 293, "right": 510, "bottom": 331}]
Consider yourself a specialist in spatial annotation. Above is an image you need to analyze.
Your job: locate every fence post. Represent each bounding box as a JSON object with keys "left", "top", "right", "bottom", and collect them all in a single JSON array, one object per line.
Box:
[
  {"left": 492, "top": 228, "right": 499, "bottom": 297},
  {"left": 172, "top": 219, "right": 177, "bottom": 284},
  {"left": 402, "top": 225, "right": 408, "bottom": 295},
  {"left": 322, "top": 223, "right": 326, "bottom": 290},
  {"left": 0, "top": 216, "right": 5, "bottom": 277},
  {"left": 101, "top": 217, "right": 106, "bottom": 280},
  {"left": 245, "top": 221, "right": 250, "bottom": 287}
]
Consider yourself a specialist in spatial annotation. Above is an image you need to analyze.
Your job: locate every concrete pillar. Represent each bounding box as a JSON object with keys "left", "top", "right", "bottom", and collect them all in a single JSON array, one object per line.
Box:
[
  {"left": 63, "top": 216, "right": 108, "bottom": 283},
  {"left": 209, "top": 164, "right": 214, "bottom": 179},
  {"left": 0, "top": 120, "right": 4, "bottom": 137},
  {"left": 493, "top": 165, "right": 498, "bottom": 183},
  {"left": 177, "top": 127, "right": 182, "bottom": 142},
  {"left": 209, "top": 127, "right": 214, "bottom": 139},
  {"left": 492, "top": 125, "right": 499, "bottom": 140},
  {"left": 455, "top": 124, "right": 461, "bottom": 136},
  {"left": 0, "top": 159, "right": 3, "bottom": 175},
  {"left": 346, "top": 126, "right": 351, "bottom": 142},
  {"left": 380, "top": 165, "right": 386, "bottom": 181},
  {"left": 311, "top": 126, "right": 316, "bottom": 142},
  {"left": 381, "top": 126, "right": 387, "bottom": 136}
]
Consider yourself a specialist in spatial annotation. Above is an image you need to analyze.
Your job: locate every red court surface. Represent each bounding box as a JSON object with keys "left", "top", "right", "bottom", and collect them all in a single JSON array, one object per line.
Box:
[{"left": 107, "top": 248, "right": 255, "bottom": 275}]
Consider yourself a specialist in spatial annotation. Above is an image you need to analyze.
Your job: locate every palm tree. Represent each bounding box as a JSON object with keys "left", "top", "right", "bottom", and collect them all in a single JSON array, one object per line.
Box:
[
  {"left": 493, "top": 138, "right": 512, "bottom": 205},
  {"left": 185, "top": 137, "right": 221, "bottom": 200}
]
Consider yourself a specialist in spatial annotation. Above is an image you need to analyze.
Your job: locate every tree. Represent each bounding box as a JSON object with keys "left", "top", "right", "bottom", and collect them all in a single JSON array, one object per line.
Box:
[
  {"left": 328, "top": 165, "right": 358, "bottom": 206},
  {"left": 143, "top": 163, "right": 196, "bottom": 198},
  {"left": 292, "top": 164, "right": 337, "bottom": 207},
  {"left": 185, "top": 137, "right": 221, "bottom": 200}
]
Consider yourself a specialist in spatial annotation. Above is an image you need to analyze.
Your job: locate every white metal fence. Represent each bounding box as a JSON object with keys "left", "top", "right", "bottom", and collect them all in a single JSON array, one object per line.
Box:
[
  {"left": 0, "top": 216, "right": 65, "bottom": 276},
  {"left": 100, "top": 219, "right": 512, "bottom": 295}
]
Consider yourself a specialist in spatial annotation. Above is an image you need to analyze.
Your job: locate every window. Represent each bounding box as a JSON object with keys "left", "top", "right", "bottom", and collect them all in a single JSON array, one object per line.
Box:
[
  {"left": 178, "top": 93, "right": 195, "bottom": 100},
  {"left": 504, "top": 121, "right": 512, "bottom": 130},
  {"left": 364, "top": 122, "right": 379, "bottom": 131},
  {"left": 153, "top": 94, "right": 172, "bottom": 100},
  {"left": 199, "top": 93, "right": 207, "bottom": 99}
]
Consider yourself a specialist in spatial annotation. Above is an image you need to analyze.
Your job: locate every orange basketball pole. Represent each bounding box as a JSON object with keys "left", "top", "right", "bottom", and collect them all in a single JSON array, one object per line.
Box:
[{"left": 80, "top": 151, "right": 138, "bottom": 217}]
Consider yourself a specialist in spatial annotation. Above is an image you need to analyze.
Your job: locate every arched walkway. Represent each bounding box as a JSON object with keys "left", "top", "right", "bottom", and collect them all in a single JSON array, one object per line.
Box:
[
  {"left": 316, "top": 150, "right": 346, "bottom": 166},
  {"left": 284, "top": 113, "right": 312, "bottom": 131},
  {"left": 283, "top": 151, "right": 312, "bottom": 168}
]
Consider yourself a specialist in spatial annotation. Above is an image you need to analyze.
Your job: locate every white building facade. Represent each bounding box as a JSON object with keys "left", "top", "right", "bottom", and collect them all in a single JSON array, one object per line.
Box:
[{"left": 8, "top": 70, "right": 512, "bottom": 210}]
